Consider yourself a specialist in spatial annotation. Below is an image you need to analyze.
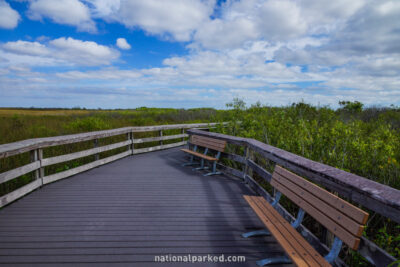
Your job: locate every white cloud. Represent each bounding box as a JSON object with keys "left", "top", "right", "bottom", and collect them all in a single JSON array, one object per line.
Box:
[
  {"left": 114, "top": 0, "right": 215, "bottom": 41},
  {"left": 116, "top": 38, "right": 131, "bottom": 50},
  {"left": 49, "top": 37, "right": 120, "bottom": 66},
  {"left": 83, "top": 0, "right": 120, "bottom": 17},
  {"left": 194, "top": 18, "right": 258, "bottom": 49},
  {"left": 28, "top": 0, "right": 96, "bottom": 32},
  {"left": 2, "top": 40, "right": 50, "bottom": 56},
  {"left": 256, "top": 0, "right": 307, "bottom": 40},
  {"left": 0, "top": 0, "right": 20, "bottom": 29},
  {"left": 1, "top": 37, "right": 119, "bottom": 66}
]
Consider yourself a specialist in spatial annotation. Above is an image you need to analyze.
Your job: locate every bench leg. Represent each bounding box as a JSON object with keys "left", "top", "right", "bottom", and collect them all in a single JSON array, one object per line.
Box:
[
  {"left": 192, "top": 158, "right": 208, "bottom": 170},
  {"left": 242, "top": 229, "right": 270, "bottom": 238},
  {"left": 324, "top": 237, "right": 343, "bottom": 264},
  {"left": 182, "top": 162, "right": 199, "bottom": 166},
  {"left": 203, "top": 171, "right": 222, "bottom": 176},
  {"left": 256, "top": 256, "right": 291, "bottom": 266},
  {"left": 203, "top": 161, "right": 221, "bottom": 176}
]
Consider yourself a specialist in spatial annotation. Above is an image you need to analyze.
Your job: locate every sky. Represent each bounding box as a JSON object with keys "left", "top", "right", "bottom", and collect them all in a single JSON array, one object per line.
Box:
[{"left": 0, "top": 0, "right": 399, "bottom": 109}]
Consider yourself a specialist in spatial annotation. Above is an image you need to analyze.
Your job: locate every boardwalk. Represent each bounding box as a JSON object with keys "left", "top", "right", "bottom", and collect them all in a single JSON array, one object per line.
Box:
[{"left": 0, "top": 148, "right": 291, "bottom": 266}]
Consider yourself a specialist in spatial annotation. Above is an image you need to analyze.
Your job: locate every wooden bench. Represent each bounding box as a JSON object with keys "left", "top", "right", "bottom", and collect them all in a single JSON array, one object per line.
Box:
[
  {"left": 181, "top": 135, "right": 226, "bottom": 176},
  {"left": 243, "top": 165, "right": 369, "bottom": 266}
]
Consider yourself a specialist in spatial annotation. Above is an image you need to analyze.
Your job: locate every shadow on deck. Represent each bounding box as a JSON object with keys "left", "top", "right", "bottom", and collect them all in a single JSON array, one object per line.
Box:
[{"left": 0, "top": 147, "right": 292, "bottom": 266}]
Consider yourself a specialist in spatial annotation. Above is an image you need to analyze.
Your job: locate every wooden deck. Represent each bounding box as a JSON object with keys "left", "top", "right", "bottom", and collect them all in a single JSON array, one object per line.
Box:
[{"left": 0, "top": 148, "right": 292, "bottom": 266}]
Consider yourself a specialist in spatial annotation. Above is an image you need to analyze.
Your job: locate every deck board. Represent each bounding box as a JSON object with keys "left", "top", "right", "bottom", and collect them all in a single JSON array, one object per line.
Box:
[{"left": 0, "top": 148, "right": 292, "bottom": 266}]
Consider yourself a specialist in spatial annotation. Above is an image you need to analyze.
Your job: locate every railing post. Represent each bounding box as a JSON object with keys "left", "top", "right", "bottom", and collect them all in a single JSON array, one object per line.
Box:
[
  {"left": 30, "top": 149, "right": 39, "bottom": 180},
  {"left": 127, "top": 132, "right": 133, "bottom": 153},
  {"left": 38, "top": 148, "right": 44, "bottom": 184},
  {"left": 242, "top": 146, "right": 250, "bottom": 181},
  {"left": 94, "top": 139, "right": 99, "bottom": 161},
  {"left": 131, "top": 132, "right": 135, "bottom": 154},
  {"left": 30, "top": 148, "right": 44, "bottom": 185},
  {"left": 181, "top": 128, "right": 185, "bottom": 142},
  {"left": 159, "top": 130, "right": 163, "bottom": 146}
]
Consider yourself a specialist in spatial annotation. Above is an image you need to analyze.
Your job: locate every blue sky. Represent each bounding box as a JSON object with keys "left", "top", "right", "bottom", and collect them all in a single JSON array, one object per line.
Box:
[{"left": 0, "top": 0, "right": 399, "bottom": 109}]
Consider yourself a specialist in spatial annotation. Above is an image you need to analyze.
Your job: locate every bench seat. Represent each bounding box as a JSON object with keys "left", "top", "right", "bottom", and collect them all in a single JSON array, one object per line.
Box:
[
  {"left": 180, "top": 148, "right": 218, "bottom": 161},
  {"left": 244, "top": 195, "right": 330, "bottom": 267}
]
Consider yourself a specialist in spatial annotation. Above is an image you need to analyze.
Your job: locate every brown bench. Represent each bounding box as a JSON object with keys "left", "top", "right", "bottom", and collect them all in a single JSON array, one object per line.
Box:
[
  {"left": 181, "top": 135, "right": 226, "bottom": 176},
  {"left": 243, "top": 165, "right": 369, "bottom": 266}
]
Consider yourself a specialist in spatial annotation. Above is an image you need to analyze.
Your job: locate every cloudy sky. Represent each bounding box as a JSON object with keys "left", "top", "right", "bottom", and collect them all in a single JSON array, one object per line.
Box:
[{"left": 0, "top": 0, "right": 399, "bottom": 108}]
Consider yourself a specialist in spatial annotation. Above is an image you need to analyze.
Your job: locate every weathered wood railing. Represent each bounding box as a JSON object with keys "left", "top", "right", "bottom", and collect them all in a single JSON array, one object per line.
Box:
[
  {"left": 0, "top": 123, "right": 218, "bottom": 208},
  {"left": 187, "top": 128, "right": 400, "bottom": 267}
]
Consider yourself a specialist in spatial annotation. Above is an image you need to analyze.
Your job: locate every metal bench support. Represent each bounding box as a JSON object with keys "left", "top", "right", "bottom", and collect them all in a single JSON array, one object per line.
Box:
[
  {"left": 193, "top": 148, "right": 208, "bottom": 170},
  {"left": 204, "top": 151, "right": 222, "bottom": 176},
  {"left": 182, "top": 145, "right": 199, "bottom": 166},
  {"left": 242, "top": 229, "right": 270, "bottom": 238},
  {"left": 324, "top": 237, "right": 343, "bottom": 264},
  {"left": 256, "top": 256, "right": 291, "bottom": 266}
]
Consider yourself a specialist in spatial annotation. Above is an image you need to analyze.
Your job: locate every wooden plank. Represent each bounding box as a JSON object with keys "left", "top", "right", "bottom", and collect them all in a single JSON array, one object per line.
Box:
[
  {"left": 42, "top": 150, "right": 131, "bottom": 185},
  {"left": 191, "top": 136, "right": 226, "bottom": 148},
  {"left": 247, "top": 159, "right": 272, "bottom": 183},
  {"left": 273, "top": 171, "right": 365, "bottom": 237},
  {"left": 133, "top": 134, "right": 188, "bottom": 144},
  {"left": 245, "top": 195, "right": 328, "bottom": 267},
  {"left": 0, "top": 161, "right": 40, "bottom": 184},
  {"left": 41, "top": 140, "right": 132, "bottom": 167},
  {"left": 0, "top": 123, "right": 221, "bottom": 159},
  {"left": 132, "top": 141, "right": 186, "bottom": 155},
  {"left": 190, "top": 138, "right": 226, "bottom": 151},
  {"left": 0, "top": 179, "right": 41, "bottom": 208},
  {"left": 243, "top": 196, "right": 309, "bottom": 267},
  {"left": 130, "top": 122, "right": 223, "bottom": 132},
  {"left": 192, "top": 135, "right": 227, "bottom": 147},
  {"left": 216, "top": 163, "right": 243, "bottom": 178},
  {"left": 221, "top": 152, "right": 246, "bottom": 164},
  {"left": 275, "top": 166, "right": 368, "bottom": 225},
  {"left": 30, "top": 150, "right": 39, "bottom": 180},
  {"left": 191, "top": 135, "right": 227, "bottom": 151},
  {"left": 181, "top": 149, "right": 217, "bottom": 161},
  {"left": 252, "top": 196, "right": 331, "bottom": 267},
  {"left": 271, "top": 178, "right": 360, "bottom": 250}
]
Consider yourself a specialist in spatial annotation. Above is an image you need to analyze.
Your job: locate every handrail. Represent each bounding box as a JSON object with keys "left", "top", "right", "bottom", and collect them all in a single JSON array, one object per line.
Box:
[
  {"left": 0, "top": 123, "right": 219, "bottom": 208},
  {"left": 186, "top": 128, "right": 399, "bottom": 266},
  {"left": 0, "top": 123, "right": 221, "bottom": 159}
]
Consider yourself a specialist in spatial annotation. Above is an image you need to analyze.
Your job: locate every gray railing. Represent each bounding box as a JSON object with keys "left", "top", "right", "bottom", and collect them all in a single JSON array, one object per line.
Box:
[
  {"left": 0, "top": 123, "right": 218, "bottom": 208},
  {"left": 186, "top": 128, "right": 400, "bottom": 267}
]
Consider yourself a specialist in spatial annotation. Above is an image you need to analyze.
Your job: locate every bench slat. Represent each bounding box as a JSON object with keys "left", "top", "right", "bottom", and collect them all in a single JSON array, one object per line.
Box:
[
  {"left": 275, "top": 166, "right": 368, "bottom": 225},
  {"left": 271, "top": 177, "right": 361, "bottom": 250},
  {"left": 191, "top": 135, "right": 226, "bottom": 146},
  {"left": 245, "top": 195, "right": 330, "bottom": 267},
  {"left": 274, "top": 172, "right": 364, "bottom": 237},
  {"left": 180, "top": 149, "right": 218, "bottom": 161},
  {"left": 190, "top": 135, "right": 226, "bottom": 152}
]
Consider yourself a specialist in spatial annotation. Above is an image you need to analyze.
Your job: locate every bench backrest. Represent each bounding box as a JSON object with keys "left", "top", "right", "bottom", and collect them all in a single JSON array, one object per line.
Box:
[
  {"left": 190, "top": 135, "right": 227, "bottom": 152},
  {"left": 271, "top": 165, "right": 369, "bottom": 250}
]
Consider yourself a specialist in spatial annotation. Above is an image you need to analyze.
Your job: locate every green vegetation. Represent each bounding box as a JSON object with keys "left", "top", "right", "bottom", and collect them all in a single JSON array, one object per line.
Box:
[
  {"left": 218, "top": 99, "right": 400, "bottom": 265},
  {"left": 0, "top": 107, "right": 225, "bottom": 144},
  {"left": 0, "top": 102, "right": 399, "bottom": 265}
]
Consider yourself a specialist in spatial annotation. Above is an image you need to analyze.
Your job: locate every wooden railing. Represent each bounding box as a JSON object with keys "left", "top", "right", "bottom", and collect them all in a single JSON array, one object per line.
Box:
[
  {"left": 186, "top": 128, "right": 400, "bottom": 267},
  {"left": 0, "top": 123, "right": 218, "bottom": 208}
]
